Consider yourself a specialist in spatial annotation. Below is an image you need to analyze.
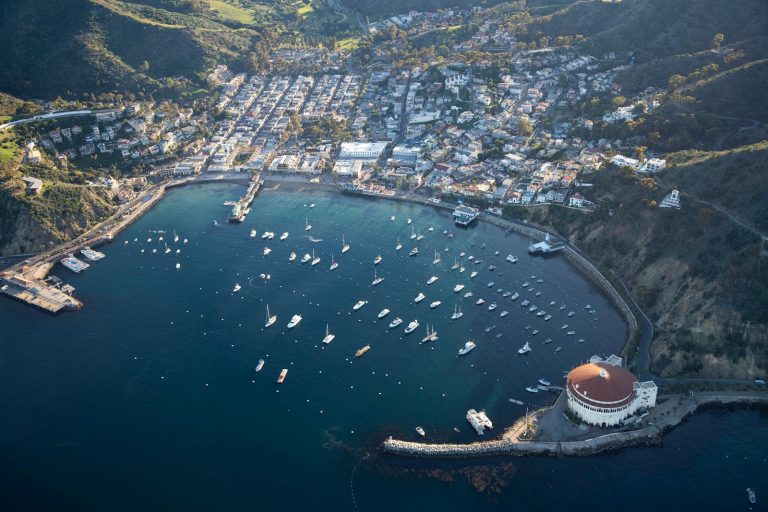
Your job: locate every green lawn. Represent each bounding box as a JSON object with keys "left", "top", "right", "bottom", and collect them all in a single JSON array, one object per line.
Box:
[
  {"left": 0, "top": 130, "right": 20, "bottom": 166},
  {"left": 297, "top": 1, "right": 314, "bottom": 17},
  {"left": 337, "top": 36, "right": 360, "bottom": 51},
  {"left": 209, "top": 0, "right": 255, "bottom": 24}
]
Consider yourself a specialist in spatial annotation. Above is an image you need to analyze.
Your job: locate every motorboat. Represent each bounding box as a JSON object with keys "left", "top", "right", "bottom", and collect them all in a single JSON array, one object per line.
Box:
[
  {"left": 487, "top": 281, "right": 494, "bottom": 288},
  {"left": 374, "top": 255, "right": 382, "bottom": 265},
  {"left": 415, "top": 426, "right": 425, "bottom": 437},
  {"left": 301, "top": 253, "right": 311, "bottom": 264},
  {"left": 476, "top": 298, "right": 485, "bottom": 305},
  {"left": 453, "top": 284, "right": 465, "bottom": 293},
  {"left": 463, "top": 291, "right": 473, "bottom": 298},
  {"left": 378, "top": 308, "right": 390, "bottom": 319},
  {"left": 255, "top": 359, "right": 265, "bottom": 372},
  {"left": 429, "top": 301, "right": 442, "bottom": 309},
  {"left": 287, "top": 314, "right": 302, "bottom": 329},
  {"left": 353, "top": 300, "right": 367, "bottom": 311},
  {"left": 250, "top": 229, "right": 257, "bottom": 239},
  {"left": 280, "top": 232, "right": 289, "bottom": 241},
  {"left": 404, "top": 320, "right": 419, "bottom": 334},
  {"left": 232, "top": 283, "right": 242, "bottom": 293},
  {"left": 518, "top": 342, "right": 532, "bottom": 355},
  {"left": 389, "top": 317, "right": 403, "bottom": 328},
  {"left": 499, "top": 310, "right": 509, "bottom": 318},
  {"left": 458, "top": 340, "right": 476, "bottom": 356},
  {"left": 470, "top": 271, "right": 478, "bottom": 278},
  {"left": 414, "top": 293, "right": 426, "bottom": 303},
  {"left": 409, "top": 247, "right": 418, "bottom": 257},
  {"left": 488, "top": 303, "right": 497, "bottom": 311},
  {"left": 427, "top": 276, "right": 439, "bottom": 285}
]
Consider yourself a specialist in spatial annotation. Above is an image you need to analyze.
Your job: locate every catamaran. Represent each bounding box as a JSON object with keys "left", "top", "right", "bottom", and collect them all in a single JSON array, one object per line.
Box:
[
  {"left": 329, "top": 254, "right": 338, "bottom": 271},
  {"left": 451, "top": 304, "right": 464, "bottom": 320},
  {"left": 427, "top": 275, "right": 438, "bottom": 285},
  {"left": 404, "top": 320, "right": 419, "bottom": 334},
  {"left": 341, "top": 235, "right": 350, "bottom": 254},
  {"left": 459, "top": 340, "right": 476, "bottom": 355},
  {"left": 287, "top": 314, "right": 302, "bottom": 329},
  {"left": 322, "top": 324, "right": 335, "bottom": 345},
  {"left": 265, "top": 305, "right": 277, "bottom": 328}
]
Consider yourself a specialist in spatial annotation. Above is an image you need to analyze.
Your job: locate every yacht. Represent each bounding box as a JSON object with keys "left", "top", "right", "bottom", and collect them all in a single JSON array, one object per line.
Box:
[
  {"left": 521, "top": 300, "right": 530, "bottom": 307},
  {"left": 249, "top": 229, "right": 257, "bottom": 239},
  {"left": 378, "top": 308, "right": 390, "bottom": 319},
  {"left": 468, "top": 255, "right": 474, "bottom": 261},
  {"left": 487, "top": 281, "right": 495, "bottom": 288},
  {"left": 459, "top": 252, "right": 466, "bottom": 258},
  {"left": 555, "top": 347, "right": 563, "bottom": 353},
  {"left": 506, "top": 255, "right": 518, "bottom": 263},
  {"left": 432, "top": 251, "right": 440, "bottom": 265},
  {"left": 263, "top": 247, "right": 271, "bottom": 256},
  {"left": 453, "top": 284, "right": 465, "bottom": 293},
  {"left": 261, "top": 231, "right": 271, "bottom": 240},
  {"left": 322, "top": 324, "right": 335, "bottom": 345},
  {"left": 374, "top": 255, "right": 382, "bottom": 265},
  {"left": 522, "top": 281, "right": 530, "bottom": 287},
  {"left": 429, "top": 300, "right": 442, "bottom": 309},
  {"left": 549, "top": 301, "right": 557, "bottom": 306},
  {"left": 341, "top": 235, "right": 350, "bottom": 254},
  {"left": 232, "top": 283, "right": 242, "bottom": 293},
  {"left": 309, "top": 203, "right": 315, "bottom": 208},
  {"left": 353, "top": 300, "right": 367, "bottom": 311},
  {"left": 404, "top": 320, "right": 420, "bottom": 334},
  {"left": 529, "top": 305, "right": 538, "bottom": 312},
  {"left": 289, "top": 252, "right": 297, "bottom": 262},
  {"left": 415, "top": 427, "right": 425, "bottom": 437},
  {"left": 536, "top": 310, "right": 546, "bottom": 317},
  {"left": 304, "top": 218, "right": 312, "bottom": 231},
  {"left": 287, "top": 315, "right": 302, "bottom": 329},
  {"left": 500, "top": 310, "right": 509, "bottom": 318},
  {"left": 459, "top": 340, "right": 477, "bottom": 356},
  {"left": 488, "top": 302, "right": 497, "bottom": 311},
  {"left": 410, "top": 227, "right": 417, "bottom": 240},
  {"left": 476, "top": 298, "right": 486, "bottom": 305},
  {"left": 277, "top": 369, "right": 288, "bottom": 384},
  {"left": 389, "top": 317, "right": 403, "bottom": 329},
  {"left": 265, "top": 305, "right": 277, "bottom": 328},
  {"left": 459, "top": 266, "right": 466, "bottom": 274},
  {"left": 463, "top": 291, "right": 473, "bottom": 298},
  {"left": 532, "top": 329, "right": 539, "bottom": 335},
  {"left": 561, "top": 324, "right": 569, "bottom": 330},
  {"left": 421, "top": 325, "right": 438, "bottom": 343},
  {"left": 525, "top": 386, "right": 539, "bottom": 393},
  {"left": 544, "top": 338, "right": 553, "bottom": 344},
  {"left": 310, "top": 249, "right": 320, "bottom": 266},
  {"left": 255, "top": 359, "right": 265, "bottom": 372},
  {"left": 301, "top": 253, "right": 311, "bottom": 264},
  {"left": 371, "top": 269, "right": 384, "bottom": 286},
  {"left": 747, "top": 488, "right": 756, "bottom": 505},
  {"left": 395, "top": 238, "right": 402, "bottom": 251},
  {"left": 567, "top": 331, "right": 576, "bottom": 335},
  {"left": 451, "top": 305, "right": 464, "bottom": 320},
  {"left": 451, "top": 258, "right": 460, "bottom": 270},
  {"left": 444, "top": 243, "right": 449, "bottom": 253},
  {"left": 518, "top": 342, "right": 532, "bottom": 355},
  {"left": 502, "top": 291, "right": 512, "bottom": 298},
  {"left": 544, "top": 314, "right": 552, "bottom": 321},
  {"left": 511, "top": 292, "right": 520, "bottom": 300},
  {"left": 470, "top": 271, "right": 478, "bottom": 278},
  {"left": 329, "top": 254, "right": 338, "bottom": 271},
  {"left": 427, "top": 276, "right": 439, "bottom": 285},
  {"left": 560, "top": 304, "right": 566, "bottom": 310},
  {"left": 568, "top": 311, "right": 575, "bottom": 317},
  {"left": 409, "top": 247, "right": 418, "bottom": 257},
  {"left": 280, "top": 232, "right": 289, "bottom": 241},
  {"left": 414, "top": 292, "right": 426, "bottom": 303}
]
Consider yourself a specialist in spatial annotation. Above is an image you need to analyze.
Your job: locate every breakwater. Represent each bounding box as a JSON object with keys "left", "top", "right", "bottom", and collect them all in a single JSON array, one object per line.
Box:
[{"left": 382, "top": 392, "right": 768, "bottom": 459}]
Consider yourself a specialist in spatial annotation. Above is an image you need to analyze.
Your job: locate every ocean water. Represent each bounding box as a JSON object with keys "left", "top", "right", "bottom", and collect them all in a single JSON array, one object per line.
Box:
[{"left": 0, "top": 182, "right": 764, "bottom": 511}]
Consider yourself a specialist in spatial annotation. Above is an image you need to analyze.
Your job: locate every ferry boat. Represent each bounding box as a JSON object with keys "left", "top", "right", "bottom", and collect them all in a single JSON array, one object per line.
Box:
[
  {"left": 371, "top": 269, "right": 384, "bottom": 286},
  {"left": 374, "top": 255, "right": 382, "bottom": 265},
  {"left": 451, "top": 305, "right": 464, "bottom": 320},
  {"left": 511, "top": 292, "right": 520, "bottom": 300},
  {"left": 61, "top": 255, "right": 90, "bottom": 273},
  {"left": 255, "top": 359, "right": 265, "bottom": 372},
  {"left": 421, "top": 325, "right": 438, "bottom": 343},
  {"left": 277, "top": 369, "right": 288, "bottom": 384},
  {"left": 454, "top": 205, "right": 480, "bottom": 226},
  {"left": 353, "top": 300, "right": 367, "bottom": 311},
  {"left": 404, "top": 320, "right": 419, "bottom": 334},
  {"left": 355, "top": 345, "right": 371, "bottom": 358},
  {"left": 414, "top": 293, "right": 425, "bottom": 303},
  {"left": 466, "top": 409, "right": 493, "bottom": 435},
  {"left": 525, "top": 386, "right": 539, "bottom": 393},
  {"left": 409, "top": 247, "right": 418, "bottom": 257},
  {"left": 301, "top": 253, "right": 311, "bottom": 264},
  {"left": 80, "top": 246, "right": 105, "bottom": 261},
  {"left": 427, "top": 276, "right": 439, "bottom": 285},
  {"left": 287, "top": 314, "right": 302, "bottom": 329},
  {"left": 538, "top": 379, "right": 551, "bottom": 387},
  {"left": 506, "top": 254, "right": 518, "bottom": 263},
  {"left": 476, "top": 298, "right": 485, "bottom": 305},
  {"left": 265, "top": 305, "right": 277, "bottom": 328},
  {"left": 518, "top": 342, "right": 532, "bottom": 355},
  {"left": 280, "top": 232, "right": 289, "bottom": 241},
  {"left": 458, "top": 340, "right": 476, "bottom": 355},
  {"left": 329, "top": 254, "right": 338, "bottom": 271},
  {"left": 388, "top": 317, "right": 403, "bottom": 328},
  {"left": 289, "top": 252, "right": 297, "bottom": 262},
  {"left": 322, "top": 324, "right": 335, "bottom": 345},
  {"left": 429, "top": 301, "right": 442, "bottom": 309},
  {"left": 310, "top": 249, "right": 320, "bottom": 266},
  {"left": 341, "top": 235, "right": 350, "bottom": 254},
  {"left": 232, "top": 283, "right": 242, "bottom": 293},
  {"left": 250, "top": 229, "right": 257, "bottom": 239},
  {"left": 453, "top": 284, "right": 465, "bottom": 293},
  {"left": 304, "top": 218, "right": 312, "bottom": 231},
  {"left": 378, "top": 308, "right": 390, "bottom": 319},
  {"left": 415, "top": 426, "right": 425, "bottom": 437}
]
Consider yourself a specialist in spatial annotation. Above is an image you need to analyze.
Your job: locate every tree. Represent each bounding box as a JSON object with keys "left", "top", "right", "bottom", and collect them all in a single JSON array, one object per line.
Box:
[
  {"left": 139, "top": 60, "right": 150, "bottom": 73},
  {"left": 634, "top": 146, "right": 647, "bottom": 161},
  {"left": 668, "top": 74, "right": 686, "bottom": 90},
  {"left": 612, "top": 96, "right": 627, "bottom": 107},
  {"left": 711, "top": 33, "right": 724, "bottom": 52}
]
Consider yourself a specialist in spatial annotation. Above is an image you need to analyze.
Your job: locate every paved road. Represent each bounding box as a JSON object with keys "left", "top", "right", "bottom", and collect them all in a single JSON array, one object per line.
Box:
[{"left": 0, "top": 109, "right": 119, "bottom": 132}]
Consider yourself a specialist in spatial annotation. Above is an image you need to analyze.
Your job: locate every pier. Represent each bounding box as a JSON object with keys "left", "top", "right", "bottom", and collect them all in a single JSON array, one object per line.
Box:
[{"left": 228, "top": 173, "right": 262, "bottom": 223}]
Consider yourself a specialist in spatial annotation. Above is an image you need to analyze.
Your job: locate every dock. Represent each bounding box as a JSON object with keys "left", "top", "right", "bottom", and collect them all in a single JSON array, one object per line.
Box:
[
  {"left": 1, "top": 269, "right": 82, "bottom": 314},
  {"left": 228, "top": 174, "right": 262, "bottom": 223},
  {"left": 528, "top": 233, "right": 565, "bottom": 255},
  {"left": 453, "top": 205, "right": 480, "bottom": 226}
]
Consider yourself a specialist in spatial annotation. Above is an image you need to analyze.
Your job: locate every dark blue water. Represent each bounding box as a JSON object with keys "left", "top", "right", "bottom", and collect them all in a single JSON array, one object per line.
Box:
[{"left": 0, "top": 183, "right": 764, "bottom": 511}]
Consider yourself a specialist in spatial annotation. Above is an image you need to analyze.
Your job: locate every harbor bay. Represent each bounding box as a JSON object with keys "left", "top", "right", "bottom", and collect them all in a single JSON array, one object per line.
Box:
[{"left": 0, "top": 182, "right": 764, "bottom": 511}]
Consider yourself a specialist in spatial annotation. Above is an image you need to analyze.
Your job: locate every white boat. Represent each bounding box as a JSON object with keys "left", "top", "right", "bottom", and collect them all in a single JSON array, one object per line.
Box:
[
  {"left": 429, "top": 301, "right": 442, "bottom": 309},
  {"left": 476, "top": 298, "right": 485, "bottom": 305},
  {"left": 522, "top": 281, "right": 530, "bottom": 287},
  {"left": 255, "top": 359, "right": 265, "bottom": 372},
  {"left": 280, "top": 232, "right": 289, "bottom": 241},
  {"left": 305, "top": 218, "right": 312, "bottom": 231},
  {"left": 173, "top": 231, "right": 179, "bottom": 243},
  {"left": 427, "top": 276, "right": 439, "bottom": 285},
  {"left": 232, "top": 283, "right": 242, "bottom": 293},
  {"left": 518, "top": 342, "right": 532, "bottom": 355},
  {"left": 353, "top": 300, "right": 367, "bottom": 311},
  {"left": 555, "top": 347, "right": 563, "bottom": 353},
  {"left": 183, "top": 238, "right": 188, "bottom": 244},
  {"left": 532, "top": 329, "right": 539, "bottom": 335},
  {"left": 544, "top": 314, "right": 552, "bottom": 321},
  {"left": 470, "top": 271, "right": 478, "bottom": 278},
  {"left": 567, "top": 331, "right": 576, "bottom": 335},
  {"left": 488, "top": 265, "right": 496, "bottom": 271},
  {"left": 322, "top": 324, "right": 335, "bottom": 345},
  {"left": 410, "top": 227, "right": 417, "bottom": 240},
  {"left": 341, "top": 234, "right": 350, "bottom": 254},
  {"left": 451, "top": 305, "right": 464, "bottom": 320},
  {"left": 390, "top": 215, "right": 395, "bottom": 222},
  {"left": 568, "top": 311, "right": 575, "bottom": 317},
  {"left": 263, "top": 247, "right": 271, "bottom": 256},
  {"left": 310, "top": 249, "right": 320, "bottom": 266},
  {"left": 287, "top": 314, "right": 302, "bottom": 329},
  {"left": 487, "top": 281, "right": 494, "bottom": 288},
  {"left": 421, "top": 325, "right": 438, "bottom": 343},
  {"left": 261, "top": 231, "right": 271, "bottom": 240},
  {"left": 407, "top": 218, "right": 412, "bottom": 224},
  {"left": 158, "top": 236, "right": 164, "bottom": 242},
  {"left": 502, "top": 291, "right": 512, "bottom": 298},
  {"left": 80, "top": 246, "right": 105, "bottom": 261},
  {"left": 463, "top": 291, "right": 473, "bottom": 298},
  {"left": 454, "top": 284, "right": 465, "bottom": 293},
  {"left": 506, "top": 254, "right": 518, "bottom": 263},
  {"left": 529, "top": 305, "right": 538, "bottom": 312},
  {"left": 500, "top": 310, "right": 509, "bottom": 317},
  {"left": 538, "top": 379, "right": 551, "bottom": 387},
  {"left": 404, "top": 320, "right": 419, "bottom": 334},
  {"left": 389, "top": 317, "right": 403, "bottom": 328},
  {"left": 301, "top": 253, "right": 311, "bottom": 264},
  {"left": 410, "top": 246, "right": 420, "bottom": 257},
  {"left": 415, "top": 426, "right": 425, "bottom": 437},
  {"left": 459, "top": 266, "right": 466, "bottom": 274},
  {"left": 459, "top": 340, "right": 476, "bottom": 355},
  {"left": 416, "top": 230, "right": 424, "bottom": 241},
  {"left": 536, "top": 310, "right": 546, "bottom": 317},
  {"left": 378, "top": 308, "right": 390, "bottom": 319},
  {"left": 164, "top": 243, "right": 172, "bottom": 254},
  {"left": 374, "top": 255, "right": 382, "bottom": 265},
  {"left": 511, "top": 292, "right": 520, "bottom": 300},
  {"left": 395, "top": 237, "right": 402, "bottom": 251},
  {"left": 371, "top": 268, "right": 384, "bottom": 286},
  {"left": 175, "top": 263, "right": 181, "bottom": 269},
  {"left": 432, "top": 251, "right": 440, "bottom": 265},
  {"left": 488, "top": 302, "right": 497, "bottom": 311},
  {"left": 466, "top": 409, "right": 493, "bottom": 435},
  {"left": 413, "top": 292, "right": 426, "bottom": 304},
  {"left": 289, "top": 252, "right": 297, "bottom": 262},
  {"left": 265, "top": 305, "right": 277, "bottom": 328},
  {"left": 451, "top": 258, "right": 460, "bottom": 270},
  {"left": 309, "top": 203, "right": 315, "bottom": 208},
  {"left": 521, "top": 300, "right": 530, "bottom": 307},
  {"left": 525, "top": 386, "right": 539, "bottom": 393},
  {"left": 747, "top": 488, "right": 756, "bottom": 505}
]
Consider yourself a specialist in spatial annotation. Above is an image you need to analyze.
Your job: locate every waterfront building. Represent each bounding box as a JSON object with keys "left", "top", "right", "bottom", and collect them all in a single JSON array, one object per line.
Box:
[
  {"left": 338, "top": 142, "right": 388, "bottom": 160},
  {"left": 566, "top": 355, "right": 657, "bottom": 427}
]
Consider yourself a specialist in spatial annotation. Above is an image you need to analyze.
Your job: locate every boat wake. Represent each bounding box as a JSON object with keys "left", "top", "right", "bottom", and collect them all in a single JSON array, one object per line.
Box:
[{"left": 308, "top": 236, "right": 324, "bottom": 243}]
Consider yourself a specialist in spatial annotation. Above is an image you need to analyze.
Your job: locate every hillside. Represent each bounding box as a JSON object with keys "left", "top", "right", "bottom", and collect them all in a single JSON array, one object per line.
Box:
[{"left": 503, "top": 143, "right": 768, "bottom": 379}]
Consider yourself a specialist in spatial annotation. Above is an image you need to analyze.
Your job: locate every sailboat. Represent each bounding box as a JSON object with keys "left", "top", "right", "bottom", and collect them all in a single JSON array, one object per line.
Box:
[
  {"left": 372, "top": 268, "right": 384, "bottom": 286},
  {"left": 311, "top": 249, "right": 320, "bottom": 266},
  {"left": 329, "top": 254, "right": 338, "bottom": 270},
  {"left": 322, "top": 324, "right": 335, "bottom": 345},
  {"left": 265, "top": 305, "right": 277, "bottom": 328},
  {"left": 395, "top": 237, "right": 402, "bottom": 251},
  {"left": 305, "top": 218, "right": 312, "bottom": 231},
  {"left": 341, "top": 234, "right": 350, "bottom": 254},
  {"left": 421, "top": 325, "right": 438, "bottom": 343},
  {"left": 451, "top": 304, "right": 463, "bottom": 320},
  {"left": 164, "top": 243, "right": 171, "bottom": 254},
  {"left": 416, "top": 229, "right": 424, "bottom": 241},
  {"left": 451, "top": 257, "right": 460, "bottom": 270},
  {"left": 173, "top": 230, "right": 179, "bottom": 243},
  {"left": 410, "top": 227, "right": 417, "bottom": 240},
  {"left": 432, "top": 250, "right": 440, "bottom": 265}
]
